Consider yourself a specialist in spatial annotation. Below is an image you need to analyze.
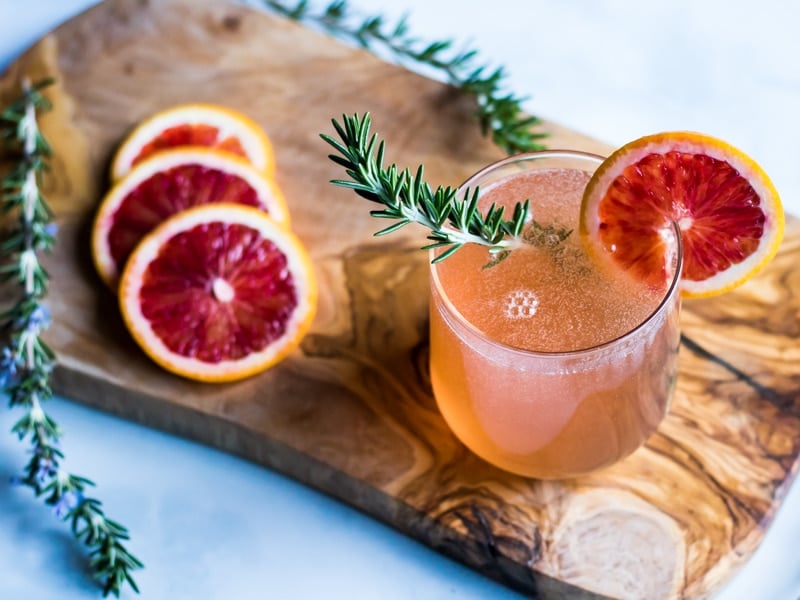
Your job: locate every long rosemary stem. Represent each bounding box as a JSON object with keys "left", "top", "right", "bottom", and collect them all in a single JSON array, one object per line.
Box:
[
  {"left": 1, "top": 78, "right": 143, "bottom": 598},
  {"left": 261, "top": 0, "right": 547, "bottom": 154}
]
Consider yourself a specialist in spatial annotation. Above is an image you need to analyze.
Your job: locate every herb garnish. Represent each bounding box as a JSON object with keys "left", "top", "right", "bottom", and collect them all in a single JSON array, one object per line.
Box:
[{"left": 322, "top": 113, "right": 570, "bottom": 263}]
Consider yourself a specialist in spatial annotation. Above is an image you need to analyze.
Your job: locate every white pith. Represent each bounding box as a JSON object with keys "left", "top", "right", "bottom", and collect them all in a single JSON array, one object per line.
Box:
[{"left": 212, "top": 277, "right": 235, "bottom": 303}]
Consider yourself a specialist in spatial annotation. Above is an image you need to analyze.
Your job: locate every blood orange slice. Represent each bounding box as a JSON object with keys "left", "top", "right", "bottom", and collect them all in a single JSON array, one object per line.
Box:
[
  {"left": 581, "top": 132, "right": 783, "bottom": 298},
  {"left": 110, "top": 103, "right": 275, "bottom": 180},
  {"left": 92, "top": 147, "right": 289, "bottom": 290},
  {"left": 119, "top": 203, "right": 317, "bottom": 382}
]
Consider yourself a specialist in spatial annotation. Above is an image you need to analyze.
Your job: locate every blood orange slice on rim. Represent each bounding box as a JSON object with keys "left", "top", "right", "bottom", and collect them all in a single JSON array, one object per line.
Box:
[
  {"left": 119, "top": 203, "right": 317, "bottom": 383},
  {"left": 581, "top": 132, "right": 784, "bottom": 298},
  {"left": 92, "top": 147, "right": 289, "bottom": 290},
  {"left": 110, "top": 103, "right": 275, "bottom": 180}
]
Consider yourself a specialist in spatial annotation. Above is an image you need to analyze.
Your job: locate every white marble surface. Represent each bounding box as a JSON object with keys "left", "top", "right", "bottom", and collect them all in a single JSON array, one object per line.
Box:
[{"left": 0, "top": 0, "right": 798, "bottom": 598}]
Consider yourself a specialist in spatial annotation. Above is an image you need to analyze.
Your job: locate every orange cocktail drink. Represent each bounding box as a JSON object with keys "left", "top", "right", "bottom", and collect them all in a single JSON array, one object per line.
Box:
[{"left": 429, "top": 151, "right": 682, "bottom": 478}]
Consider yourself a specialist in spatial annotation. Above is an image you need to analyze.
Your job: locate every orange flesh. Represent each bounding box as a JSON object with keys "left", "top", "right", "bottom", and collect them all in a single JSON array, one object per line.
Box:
[
  {"left": 131, "top": 124, "right": 248, "bottom": 167},
  {"left": 138, "top": 222, "right": 298, "bottom": 363},
  {"left": 108, "top": 164, "right": 263, "bottom": 271},
  {"left": 599, "top": 151, "right": 764, "bottom": 285}
]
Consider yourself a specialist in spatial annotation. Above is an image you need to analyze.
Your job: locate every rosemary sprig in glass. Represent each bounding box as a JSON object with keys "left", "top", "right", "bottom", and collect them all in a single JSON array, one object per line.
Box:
[
  {"left": 263, "top": 0, "right": 547, "bottom": 154},
  {"left": 0, "top": 79, "right": 143, "bottom": 598},
  {"left": 322, "top": 112, "right": 569, "bottom": 263}
]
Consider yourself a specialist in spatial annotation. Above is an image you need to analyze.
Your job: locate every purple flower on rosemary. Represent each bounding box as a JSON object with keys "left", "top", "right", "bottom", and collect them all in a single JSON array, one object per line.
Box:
[
  {"left": 35, "top": 456, "right": 57, "bottom": 484},
  {"left": 0, "top": 346, "right": 19, "bottom": 388},
  {"left": 26, "top": 305, "right": 52, "bottom": 332},
  {"left": 43, "top": 223, "right": 58, "bottom": 237},
  {"left": 53, "top": 489, "right": 82, "bottom": 519}
]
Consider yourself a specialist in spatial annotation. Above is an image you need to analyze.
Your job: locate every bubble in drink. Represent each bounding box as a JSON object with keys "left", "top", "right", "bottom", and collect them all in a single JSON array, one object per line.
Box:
[{"left": 504, "top": 289, "right": 539, "bottom": 319}]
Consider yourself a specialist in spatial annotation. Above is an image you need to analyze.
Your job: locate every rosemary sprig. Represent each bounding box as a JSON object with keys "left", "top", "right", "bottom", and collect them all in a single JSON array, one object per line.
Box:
[
  {"left": 263, "top": 0, "right": 547, "bottom": 154},
  {"left": 1, "top": 79, "right": 143, "bottom": 597},
  {"left": 322, "top": 112, "right": 536, "bottom": 261}
]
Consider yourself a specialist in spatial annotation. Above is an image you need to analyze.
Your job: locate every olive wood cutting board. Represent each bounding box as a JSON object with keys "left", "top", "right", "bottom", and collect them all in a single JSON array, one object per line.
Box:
[{"left": 1, "top": 0, "right": 798, "bottom": 598}]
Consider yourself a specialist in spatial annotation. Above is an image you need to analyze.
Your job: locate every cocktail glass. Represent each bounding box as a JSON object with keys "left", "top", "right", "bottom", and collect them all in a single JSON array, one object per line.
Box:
[{"left": 429, "top": 151, "right": 682, "bottom": 479}]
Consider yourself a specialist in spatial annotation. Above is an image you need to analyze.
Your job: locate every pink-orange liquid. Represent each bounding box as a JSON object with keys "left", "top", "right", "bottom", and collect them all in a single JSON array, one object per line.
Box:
[{"left": 429, "top": 167, "right": 681, "bottom": 478}]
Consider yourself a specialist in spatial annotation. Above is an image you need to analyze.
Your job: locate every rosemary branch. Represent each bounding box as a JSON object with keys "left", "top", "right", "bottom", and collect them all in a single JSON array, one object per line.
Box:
[
  {"left": 322, "top": 112, "right": 534, "bottom": 261},
  {"left": 0, "top": 79, "right": 143, "bottom": 597},
  {"left": 262, "top": 0, "right": 547, "bottom": 154}
]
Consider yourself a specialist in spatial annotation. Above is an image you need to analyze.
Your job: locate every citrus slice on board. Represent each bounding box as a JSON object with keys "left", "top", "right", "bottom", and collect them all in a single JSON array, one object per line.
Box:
[
  {"left": 580, "top": 132, "right": 784, "bottom": 298},
  {"left": 92, "top": 147, "right": 290, "bottom": 290},
  {"left": 118, "top": 203, "right": 317, "bottom": 383},
  {"left": 110, "top": 103, "right": 276, "bottom": 181}
]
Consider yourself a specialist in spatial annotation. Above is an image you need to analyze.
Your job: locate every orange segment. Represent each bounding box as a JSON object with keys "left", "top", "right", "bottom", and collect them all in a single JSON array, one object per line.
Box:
[
  {"left": 119, "top": 203, "right": 317, "bottom": 383},
  {"left": 92, "top": 147, "right": 289, "bottom": 291},
  {"left": 581, "top": 132, "right": 783, "bottom": 299},
  {"left": 110, "top": 103, "right": 275, "bottom": 181}
]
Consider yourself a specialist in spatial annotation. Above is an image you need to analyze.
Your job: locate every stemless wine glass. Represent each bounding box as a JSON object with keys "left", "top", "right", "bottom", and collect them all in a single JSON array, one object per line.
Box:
[{"left": 428, "top": 151, "right": 682, "bottom": 479}]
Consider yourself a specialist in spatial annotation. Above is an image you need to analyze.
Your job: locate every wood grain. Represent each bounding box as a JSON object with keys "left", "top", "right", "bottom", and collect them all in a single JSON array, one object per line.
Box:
[{"left": 1, "top": 0, "right": 798, "bottom": 598}]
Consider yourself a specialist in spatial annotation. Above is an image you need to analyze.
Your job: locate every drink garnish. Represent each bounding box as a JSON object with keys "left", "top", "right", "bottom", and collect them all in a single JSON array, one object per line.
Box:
[
  {"left": 321, "top": 113, "right": 566, "bottom": 264},
  {"left": 324, "top": 116, "right": 784, "bottom": 296},
  {"left": 580, "top": 132, "right": 784, "bottom": 298}
]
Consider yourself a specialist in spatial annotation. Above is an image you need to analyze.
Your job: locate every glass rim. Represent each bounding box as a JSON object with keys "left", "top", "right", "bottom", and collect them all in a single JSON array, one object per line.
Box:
[{"left": 429, "top": 149, "right": 684, "bottom": 359}]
